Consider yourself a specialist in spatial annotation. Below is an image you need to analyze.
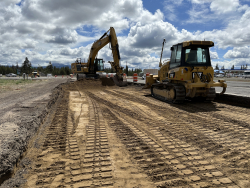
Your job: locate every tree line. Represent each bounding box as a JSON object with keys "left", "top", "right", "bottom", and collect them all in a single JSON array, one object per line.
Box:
[
  {"left": 215, "top": 63, "right": 248, "bottom": 70},
  {"left": 0, "top": 57, "right": 72, "bottom": 76}
]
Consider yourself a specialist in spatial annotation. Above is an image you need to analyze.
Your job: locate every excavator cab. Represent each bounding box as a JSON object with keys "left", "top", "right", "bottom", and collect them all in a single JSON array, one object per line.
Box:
[{"left": 94, "top": 58, "right": 104, "bottom": 72}]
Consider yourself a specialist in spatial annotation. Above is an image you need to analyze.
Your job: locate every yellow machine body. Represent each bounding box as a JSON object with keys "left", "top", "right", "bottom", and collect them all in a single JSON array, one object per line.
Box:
[
  {"left": 71, "top": 27, "right": 126, "bottom": 87},
  {"left": 144, "top": 40, "right": 227, "bottom": 103}
]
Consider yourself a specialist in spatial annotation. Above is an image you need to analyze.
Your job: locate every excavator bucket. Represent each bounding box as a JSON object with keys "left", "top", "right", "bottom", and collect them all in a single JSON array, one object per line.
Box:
[
  {"left": 100, "top": 77, "right": 115, "bottom": 86},
  {"left": 112, "top": 75, "right": 128, "bottom": 87}
]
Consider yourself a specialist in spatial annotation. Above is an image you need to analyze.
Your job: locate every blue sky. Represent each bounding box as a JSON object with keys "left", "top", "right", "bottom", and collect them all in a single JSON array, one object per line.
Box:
[{"left": 1, "top": 0, "right": 250, "bottom": 70}]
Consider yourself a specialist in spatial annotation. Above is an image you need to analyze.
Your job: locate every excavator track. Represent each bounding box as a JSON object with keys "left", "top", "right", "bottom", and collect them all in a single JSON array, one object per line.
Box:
[{"left": 151, "top": 83, "right": 186, "bottom": 104}]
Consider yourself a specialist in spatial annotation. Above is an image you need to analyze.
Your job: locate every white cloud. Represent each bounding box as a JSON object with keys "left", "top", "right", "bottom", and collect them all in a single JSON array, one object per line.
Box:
[
  {"left": 212, "top": 59, "right": 249, "bottom": 69},
  {"left": 224, "top": 46, "right": 250, "bottom": 58},
  {"left": 210, "top": 0, "right": 240, "bottom": 14},
  {"left": 126, "top": 21, "right": 195, "bottom": 49},
  {"left": 0, "top": 0, "right": 250, "bottom": 71},
  {"left": 210, "top": 51, "right": 219, "bottom": 59}
]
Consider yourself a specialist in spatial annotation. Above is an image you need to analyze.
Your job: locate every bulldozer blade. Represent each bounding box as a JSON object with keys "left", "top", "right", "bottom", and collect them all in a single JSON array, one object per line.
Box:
[
  {"left": 112, "top": 75, "right": 128, "bottom": 87},
  {"left": 142, "top": 84, "right": 151, "bottom": 89},
  {"left": 100, "top": 77, "right": 115, "bottom": 86},
  {"left": 220, "top": 87, "right": 226, "bottom": 95}
]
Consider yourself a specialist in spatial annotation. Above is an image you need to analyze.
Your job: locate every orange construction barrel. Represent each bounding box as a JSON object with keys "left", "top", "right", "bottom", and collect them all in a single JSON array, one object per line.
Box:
[
  {"left": 123, "top": 73, "right": 127, "bottom": 81},
  {"left": 133, "top": 73, "right": 138, "bottom": 82}
]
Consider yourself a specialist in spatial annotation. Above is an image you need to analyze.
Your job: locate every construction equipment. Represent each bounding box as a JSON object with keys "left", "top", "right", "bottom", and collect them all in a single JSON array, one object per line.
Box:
[
  {"left": 30, "top": 70, "right": 40, "bottom": 77},
  {"left": 71, "top": 27, "right": 127, "bottom": 86},
  {"left": 143, "top": 40, "right": 227, "bottom": 103}
]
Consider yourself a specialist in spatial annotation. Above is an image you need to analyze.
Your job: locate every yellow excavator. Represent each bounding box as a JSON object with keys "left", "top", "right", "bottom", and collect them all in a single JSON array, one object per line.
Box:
[
  {"left": 143, "top": 39, "right": 227, "bottom": 103},
  {"left": 71, "top": 27, "right": 127, "bottom": 86}
]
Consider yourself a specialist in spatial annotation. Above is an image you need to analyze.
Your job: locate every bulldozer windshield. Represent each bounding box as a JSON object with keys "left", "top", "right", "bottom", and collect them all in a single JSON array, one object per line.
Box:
[{"left": 185, "top": 47, "right": 210, "bottom": 65}]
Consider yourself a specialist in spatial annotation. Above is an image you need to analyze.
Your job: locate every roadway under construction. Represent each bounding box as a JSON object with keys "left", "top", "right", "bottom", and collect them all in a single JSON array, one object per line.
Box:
[{"left": 1, "top": 78, "right": 249, "bottom": 188}]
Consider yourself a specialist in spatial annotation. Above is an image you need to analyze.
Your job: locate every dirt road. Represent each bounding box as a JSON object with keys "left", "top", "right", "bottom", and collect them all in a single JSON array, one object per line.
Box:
[{"left": 2, "top": 79, "right": 250, "bottom": 187}]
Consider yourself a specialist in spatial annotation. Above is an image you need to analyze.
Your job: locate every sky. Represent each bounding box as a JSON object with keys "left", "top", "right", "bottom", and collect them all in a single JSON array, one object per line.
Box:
[{"left": 1, "top": 0, "right": 250, "bottom": 70}]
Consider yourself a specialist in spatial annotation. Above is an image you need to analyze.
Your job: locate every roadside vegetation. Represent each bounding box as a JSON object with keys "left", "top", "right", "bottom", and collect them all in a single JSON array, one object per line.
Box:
[
  {"left": 0, "top": 57, "right": 72, "bottom": 76},
  {"left": 0, "top": 79, "right": 34, "bottom": 92}
]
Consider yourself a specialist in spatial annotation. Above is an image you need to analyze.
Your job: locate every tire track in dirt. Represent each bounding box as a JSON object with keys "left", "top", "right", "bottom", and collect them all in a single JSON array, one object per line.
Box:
[
  {"left": 100, "top": 88, "right": 250, "bottom": 187},
  {"left": 86, "top": 90, "right": 239, "bottom": 187},
  {"left": 24, "top": 92, "right": 69, "bottom": 187},
  {"left": 64, "top": 91, "right": 114, "bottom": 187},
  {"left": 14, "top": 82, "right": 249, "bottom": 188}
]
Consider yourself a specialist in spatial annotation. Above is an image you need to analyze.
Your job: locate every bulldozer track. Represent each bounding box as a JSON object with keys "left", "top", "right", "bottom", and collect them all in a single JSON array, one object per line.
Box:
[
  {"left": 10, "top": 83, "right": 249, "bottom": 188},
  {"left": 64, "top": 95, "right": 114, "bottom": 188},
  {"left": 97, "top": 88, "right": 250, "bottom": 186},
  {"left": 86, "top": 90, "right": 239, "bottom": 187}
]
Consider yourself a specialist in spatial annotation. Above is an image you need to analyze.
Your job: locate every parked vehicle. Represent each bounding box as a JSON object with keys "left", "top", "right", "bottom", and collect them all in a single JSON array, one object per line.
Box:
[
  {"left": 214, "top": 74, "right": 224, "bottom": 78},
  {"left": 243, "top": 70, "right": 250, "bottom": 79},
  {"left": 6, "top": 73, "right": 17, "bottom": 77},
  {"left": 47, "top": 73, "right": 52, "bottom": 77}
]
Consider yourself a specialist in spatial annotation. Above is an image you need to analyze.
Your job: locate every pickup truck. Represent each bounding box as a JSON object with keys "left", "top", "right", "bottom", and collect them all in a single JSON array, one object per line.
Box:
[{"left": 6, "top": 73, "right": 17, "bottom": 77}]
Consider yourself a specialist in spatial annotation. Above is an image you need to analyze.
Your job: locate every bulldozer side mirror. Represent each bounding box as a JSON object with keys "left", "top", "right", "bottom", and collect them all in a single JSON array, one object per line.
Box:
[{"left": 170, "top": 47, "right": 174, "bottom": 51}]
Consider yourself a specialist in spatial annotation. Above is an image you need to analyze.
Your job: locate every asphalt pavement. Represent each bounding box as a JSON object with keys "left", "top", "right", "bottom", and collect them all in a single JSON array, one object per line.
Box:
[
  {"left": 126, "top": 77, "right": 250, "bottom": 98},
  {"left": 1, "top": 76, "right": 249, "bottom": 98}
]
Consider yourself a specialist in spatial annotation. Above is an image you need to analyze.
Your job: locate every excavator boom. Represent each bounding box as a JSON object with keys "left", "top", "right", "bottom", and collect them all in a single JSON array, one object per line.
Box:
[{"left": 71, "top": 27, "right": 127, "bottom": 86}]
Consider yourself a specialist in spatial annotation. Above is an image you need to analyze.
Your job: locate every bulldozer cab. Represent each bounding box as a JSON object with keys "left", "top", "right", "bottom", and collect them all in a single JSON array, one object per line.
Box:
[{"left": 169, "top": 41, "right": 213, "bottom": 69}]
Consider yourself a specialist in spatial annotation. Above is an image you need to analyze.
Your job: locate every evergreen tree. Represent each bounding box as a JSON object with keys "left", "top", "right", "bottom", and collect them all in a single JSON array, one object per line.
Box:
[
  {"left": 231, "top": 65, "right": 234, "bottom": 70},
  {"left": 60, "top": 68, "right": 66, "bottom": 75},
  {"left": 46, "top": 62, "right": 53, "bottom": 73},
  {"left": 65, "top": 66, "right": 70, "bottom": 75},
  {"left": 241, "top": 65, "right": 243, "bottom": 70},
  {"left": 215, "top": 64, "right": 219, "bottom": 70},
  {"left": 221, "top": 66, "right": 225, "bottom": 70},
  {"left": 21, "top": 57, "right": 32, "bottom": 74},
  {"left": 125, "top": 65, "right": 128, "bottom": 75}
]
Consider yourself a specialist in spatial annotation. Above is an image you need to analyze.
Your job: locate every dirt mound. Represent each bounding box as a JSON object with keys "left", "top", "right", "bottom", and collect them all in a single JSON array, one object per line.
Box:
[
  {"left": 100, "top": 77, "right": 115, "bottom": 86},
  {"left": 76, "top": 78, "right": 115, "bottom": 87}
]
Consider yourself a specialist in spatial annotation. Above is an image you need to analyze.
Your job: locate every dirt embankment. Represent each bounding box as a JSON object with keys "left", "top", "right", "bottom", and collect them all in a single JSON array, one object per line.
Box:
[
  {"left": 1, "top": 79, "right": 250, "bottom": 187},
  {"left": 0, "top": 79, "right": 69, "bottom": 186}
]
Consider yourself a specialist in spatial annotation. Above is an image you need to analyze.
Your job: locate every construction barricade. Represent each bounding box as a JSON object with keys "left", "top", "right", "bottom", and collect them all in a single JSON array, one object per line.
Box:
[{"left": 133, "top": 73, "right": 138, "bottom": 82}]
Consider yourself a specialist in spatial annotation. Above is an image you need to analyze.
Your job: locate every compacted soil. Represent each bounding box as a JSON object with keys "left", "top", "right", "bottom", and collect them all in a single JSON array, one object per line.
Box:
[
  {"left": 1, "top": 79, "right": 250, "bottom": 188},
  {"left": 0, "top": 78, "right": 69, "bottom": 186}
]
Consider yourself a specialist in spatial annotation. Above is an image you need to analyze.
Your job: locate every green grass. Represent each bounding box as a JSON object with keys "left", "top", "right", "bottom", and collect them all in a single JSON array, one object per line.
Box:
[{"left": 0, "top": 79, "right": 33, "bottom": 86}]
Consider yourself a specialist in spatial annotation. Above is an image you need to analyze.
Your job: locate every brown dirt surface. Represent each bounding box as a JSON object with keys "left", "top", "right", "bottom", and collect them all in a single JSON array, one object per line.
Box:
[
  {"left": 99, "top": 77, "right": 115, "bottom": 86},
  {"left": 1, "top": 79, "right": 250, "bottom": 188},
  {"left": 0, "top": 78, "right": 69, "bottom": 186}
]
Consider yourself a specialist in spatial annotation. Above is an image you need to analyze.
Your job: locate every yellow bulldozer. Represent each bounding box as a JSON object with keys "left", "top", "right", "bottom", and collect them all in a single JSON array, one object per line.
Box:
[{"left": 143, "top": 39, "right": 227, "bottom": 103}]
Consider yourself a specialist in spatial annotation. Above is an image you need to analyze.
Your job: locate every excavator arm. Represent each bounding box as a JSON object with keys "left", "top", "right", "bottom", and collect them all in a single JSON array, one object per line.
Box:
[
  {"left": 84, "top": 31, "right": 110, "bottom": 73},
  {"left": 85, "top": 27, "right": 124, "bottom": 81}
]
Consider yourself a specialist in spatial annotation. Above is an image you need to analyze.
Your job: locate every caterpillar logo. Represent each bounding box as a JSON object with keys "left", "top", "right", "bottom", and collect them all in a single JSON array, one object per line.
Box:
[
  {"left": 192, "top": 72, "right": 203, "bottom": 79},
  {"left": 169, "top": 73, "right": 175, "bottom": 78}
]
